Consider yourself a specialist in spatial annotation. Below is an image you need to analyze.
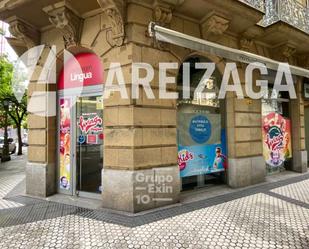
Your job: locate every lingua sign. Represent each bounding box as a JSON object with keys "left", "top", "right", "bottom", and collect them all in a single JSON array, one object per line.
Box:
[{"left": 58, "top": 53, "right": 103, "bottom": 90}]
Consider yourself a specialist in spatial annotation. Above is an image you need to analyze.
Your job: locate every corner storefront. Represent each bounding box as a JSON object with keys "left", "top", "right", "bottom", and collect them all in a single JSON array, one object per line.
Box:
[{"left": 1, "top": 0, "right": 307, "bottom": 213}]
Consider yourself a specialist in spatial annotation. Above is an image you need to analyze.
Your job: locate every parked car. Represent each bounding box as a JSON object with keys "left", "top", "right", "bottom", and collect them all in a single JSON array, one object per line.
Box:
[
  {"left": 22, "top": 136, "right": 29, "bottom": 147},
  {"left": 0, "top": 137, "right": 17, "bottom": 157}
]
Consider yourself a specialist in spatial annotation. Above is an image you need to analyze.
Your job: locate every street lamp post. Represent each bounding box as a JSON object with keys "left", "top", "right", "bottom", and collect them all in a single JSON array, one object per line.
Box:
[{"left": 1, "top": 99, "right": 11, "bottom": 162}]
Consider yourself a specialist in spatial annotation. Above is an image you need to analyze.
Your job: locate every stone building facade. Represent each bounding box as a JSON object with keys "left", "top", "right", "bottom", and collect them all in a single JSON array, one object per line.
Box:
[{"left": 0, "top": 0, "right": 308, "bottom": 213}]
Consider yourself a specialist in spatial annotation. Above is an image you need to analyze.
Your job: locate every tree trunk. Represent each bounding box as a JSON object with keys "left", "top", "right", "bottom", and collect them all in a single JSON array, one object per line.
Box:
[
  {"left": 17, "top": 124, "right": 23, "bottom": 155},
  {"left": 1, "top": 112, "right": 11, "bottom": 162}
]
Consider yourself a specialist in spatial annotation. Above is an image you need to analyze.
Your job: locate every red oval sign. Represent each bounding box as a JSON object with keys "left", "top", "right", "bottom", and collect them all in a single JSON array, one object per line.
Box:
[{"left": 58, "top": 53, "right": 103, "bottom": 90}]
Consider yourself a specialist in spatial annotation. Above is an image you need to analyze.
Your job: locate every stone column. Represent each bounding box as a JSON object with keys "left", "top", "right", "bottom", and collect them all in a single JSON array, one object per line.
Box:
[
  {"left": 101, "top": 43, "right": 180, "bottom": 213},
  {"left": 26, "top": 47, "right": 58, "bottom": 197},
  {"left": 99, "top": 0, "right": 181, "bottom": 213},
  {"left": 227, "top": 65, "right": 265, "bottom": 188},
  {"left": 7, "top": 17, "right": 58, "bottom": 197}
]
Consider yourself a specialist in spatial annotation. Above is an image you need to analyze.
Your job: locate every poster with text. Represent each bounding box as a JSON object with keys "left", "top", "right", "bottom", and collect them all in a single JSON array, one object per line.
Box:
[
  {"left": 178, "top": 142, "right": 227, "bottom": 178},
  {"left": 262, "top": 112, "right": 292, "bottom": 168},
  {"left": 177, "top": 113, "right": 221, "bottom": 146},
  {"left": 177, "top": 113, "right": 227, "bottom": 178},
  {"left": 59, "top": 98, "right": 71, "bottom": 190}
]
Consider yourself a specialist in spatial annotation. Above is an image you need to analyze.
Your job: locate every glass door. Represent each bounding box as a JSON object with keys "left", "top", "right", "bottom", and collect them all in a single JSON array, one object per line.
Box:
[
  {"left": 262, "top": 89, "right": 292, "bottom": 175},
  {"left": 76, "top": 95, "right": 104, "bottom": 195}
]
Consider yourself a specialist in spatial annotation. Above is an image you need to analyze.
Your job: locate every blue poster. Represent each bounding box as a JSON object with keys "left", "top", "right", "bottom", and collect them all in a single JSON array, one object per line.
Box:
[
  {"left": 178, "top": 143, "right": 227, "bottom": 177},
  {"left": 177, "top": 113, "right": 221, "bottom": 146},
  {"left": 178, "top": 113, "right": 228, "bottom": 178},
  {"left": 189, "top": 115, "right": 211, "bottom": 144}
]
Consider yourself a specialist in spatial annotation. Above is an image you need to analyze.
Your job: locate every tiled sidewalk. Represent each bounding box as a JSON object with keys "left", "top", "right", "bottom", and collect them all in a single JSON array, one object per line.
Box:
[
  {"left": 0, "top": 156, "right": 308, "bottom": 248},
  {"left": 0, "top": 153, "right": 25, "bottom": 210}
]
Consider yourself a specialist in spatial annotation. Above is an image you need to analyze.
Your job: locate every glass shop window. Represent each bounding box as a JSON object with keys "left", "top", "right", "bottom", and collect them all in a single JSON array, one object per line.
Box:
[
  {"left": 177, "top": 57, "right": 227, "bottom": 191},
  {"left": 262, "top": 86, "right": 292, "bottom": 175}
]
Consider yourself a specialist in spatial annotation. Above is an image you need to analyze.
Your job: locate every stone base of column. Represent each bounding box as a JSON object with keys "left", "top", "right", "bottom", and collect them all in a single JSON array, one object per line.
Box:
[
  {"left": 26, "top": 162, "right": 56, "bottom": 197},
  {"left": 292, "top": 150, "right": 308, "bottom": 173},
  {"left": 101, "top": 166, "right": 181, "bottom": 213},
  {"left": 228, "top": 156, "right": 265, "bottom": 188}
]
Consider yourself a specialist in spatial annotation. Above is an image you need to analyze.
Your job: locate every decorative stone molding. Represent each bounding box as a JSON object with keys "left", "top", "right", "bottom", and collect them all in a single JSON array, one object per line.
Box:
[
  {"left": 0, "top": 0, "right": 29, "bottom": 10},
  {"left": 151, "top": 0, "right": 184, "bottom": 49},
  {"left": 281, "top": 45, "right": 296, "bottom": 59},
  {"left": 273, "top": 43, "right": 296, "bottom": 62},
  {"left": 154, "top": 5, "right": 172, "bottom": 26},
  {"left": 153, "top": 0, "right": 184, "bottom": 26},
  {"left": 239, "top": 38, "right": 254, "bottom": 52},
  {"left": 159, "top": 0, "right": 185, "bottom": 5},
  {"left": 97, "top": 0, "right": 126, "bottom": 47},
  {"left": 201, "top": 13, "right": 229, "bottom": 38},
  {"left": 43, "top": 4, "right": 82, "bottom": 48},
  {"left": 298, "top": 54, "right": 309, "bottom": 69},
  {"left": 8, "top": 16, "right": 40, "bottom": 49}
]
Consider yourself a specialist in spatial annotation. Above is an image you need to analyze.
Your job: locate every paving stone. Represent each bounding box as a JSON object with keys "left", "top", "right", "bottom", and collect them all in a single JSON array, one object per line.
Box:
[{"left": 1, "top": 157, "right": 309, "bottom": 248}]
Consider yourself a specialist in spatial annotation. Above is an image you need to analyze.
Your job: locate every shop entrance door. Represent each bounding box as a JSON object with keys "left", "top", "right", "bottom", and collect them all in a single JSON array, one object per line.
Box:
[
  {"left": 57, "top": 52, "right": 104, "bottom": 197},
  {"left": 58, "top": 91, "right": 104, "bottom": 198},
  {"left": 75, "top": 95, "right": 104, "bottom": 197}
]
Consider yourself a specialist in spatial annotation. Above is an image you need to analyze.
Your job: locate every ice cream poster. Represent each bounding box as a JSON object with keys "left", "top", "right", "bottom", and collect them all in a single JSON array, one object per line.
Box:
[
  {"left": 262, "top": 112, "right": 292, "bottom": 168},
  {"left": 59, "top": 98, "right": 71, "bottom": 190}
]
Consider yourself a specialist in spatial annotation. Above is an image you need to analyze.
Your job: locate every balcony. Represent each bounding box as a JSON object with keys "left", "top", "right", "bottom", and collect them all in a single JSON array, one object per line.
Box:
[
  {"left": 238, "top": 0, "right": 265, "bottom": 12},
  {"left": 261, "top": 0, "right": 309, "bottom": 34}
]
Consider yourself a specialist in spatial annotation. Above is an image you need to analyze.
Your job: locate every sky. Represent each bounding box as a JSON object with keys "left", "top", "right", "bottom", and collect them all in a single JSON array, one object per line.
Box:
[{"left": 0, "top": 21, "right": 19, "bottom": 62}]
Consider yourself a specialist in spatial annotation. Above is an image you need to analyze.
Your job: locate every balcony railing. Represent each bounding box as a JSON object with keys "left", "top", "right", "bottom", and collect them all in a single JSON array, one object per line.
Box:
[
  {"left": 238, "top": 0, "right": 265, "bottom": 12},
  {"left": 261, "top": 0, "right": 309, "bottom": 34}
]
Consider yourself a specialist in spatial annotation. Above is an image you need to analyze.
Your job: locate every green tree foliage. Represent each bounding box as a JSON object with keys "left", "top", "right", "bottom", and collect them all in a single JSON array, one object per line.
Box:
[
  {"left": 0, "top": 109, "right": 13, "bottom": 129},
  {"left": 0, "top": 56, "right": 27, "bottom": 155}
]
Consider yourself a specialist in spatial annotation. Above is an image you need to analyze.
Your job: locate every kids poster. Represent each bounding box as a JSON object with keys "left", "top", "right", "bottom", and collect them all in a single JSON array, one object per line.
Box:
[
  {"left": 262, "top": 112, "right": 292, "bottom": 168},
  {"left": 59, "top": 98, "right": 71, "bottom": 190},
  {"left": 178, "top": 143, "right": 227, "bottom": 178}
]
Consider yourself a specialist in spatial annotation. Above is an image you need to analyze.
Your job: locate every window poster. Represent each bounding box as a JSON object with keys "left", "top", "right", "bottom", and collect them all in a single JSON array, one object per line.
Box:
[
  {"left": 262, "top": 112, "right": 292, "bottom": 169},
  {"left": 59, "top": 98, "right": 71, "bottom": 190},
  {"left": 177, "top": 113, "right": 227, "bottom": 178},
  {"left": 77, "top": 113, "right": 103, "bottom": 145}
]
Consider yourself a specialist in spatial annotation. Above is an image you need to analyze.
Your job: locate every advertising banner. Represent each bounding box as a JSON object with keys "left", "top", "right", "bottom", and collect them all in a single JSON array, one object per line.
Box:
[
  {"left": 178, "top": 143, "right": 227, "bottom": 178},
  {"left": 58, "top": 53, "right": 103, "bottom": 90},
  {"left": 177, "top": 113, "right": 227, "bottom": 178},
  {"left": 177, "top": 113, "right": 221, "bottom": 146},
  {"left": 77, "top": 112, "right": 103, "bottom": 145},
  {"left": 59, "top": 98, "right": 71, "bottom": 190},
  {"left": 262, "top": 112, "right": 292, "bottom": 168}
]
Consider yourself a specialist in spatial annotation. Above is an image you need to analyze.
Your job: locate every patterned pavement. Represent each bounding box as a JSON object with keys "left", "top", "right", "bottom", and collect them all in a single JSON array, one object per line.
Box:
[
  {"left": 0, "top": 153, "right": 25, "bottom": 210},
  {"left": 0, "top": 156, "right": 309, "bottom": 248}
]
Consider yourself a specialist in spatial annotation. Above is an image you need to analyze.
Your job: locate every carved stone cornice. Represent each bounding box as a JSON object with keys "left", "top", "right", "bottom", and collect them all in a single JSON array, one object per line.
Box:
[
  {"left": 201, "top": 13, "right": 229, "bottom": 38},
  {"left": 97, "top": 0, "right": 126, "bottom": 47},
  {"left": 273, "top": 43, "right": 297, "bottom": 62},
  {"left": 239, "top": 38, "right": 254, "bottom": 52},
  {"left": 7, "top": 16, "right": 40, "bottom": 49},
  {"left": 281, "top": 46, "right": 296, "bottom": 59},
  {"left": 153, "top": 1, "right": 173, "bottom": 27},
  {"left": 153, "top": 0, "right": 184, "bottom": 26},
  {"left": 43, "top": 4, "right": 82, "bottom": 48},
  {"left": 154, "top": 5, "right": 172, "bottom": 26},
  {"left": 298, "top": 54, "right": 309, "bottom": 69},
  {"left": 0, "top": 0, "right": 28, "bottom": 10}
]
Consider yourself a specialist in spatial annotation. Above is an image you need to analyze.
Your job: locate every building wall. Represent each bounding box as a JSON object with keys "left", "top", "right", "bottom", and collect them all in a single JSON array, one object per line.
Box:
[{"left": 20, "top": 0, "right": 308, "bottom": 212}]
